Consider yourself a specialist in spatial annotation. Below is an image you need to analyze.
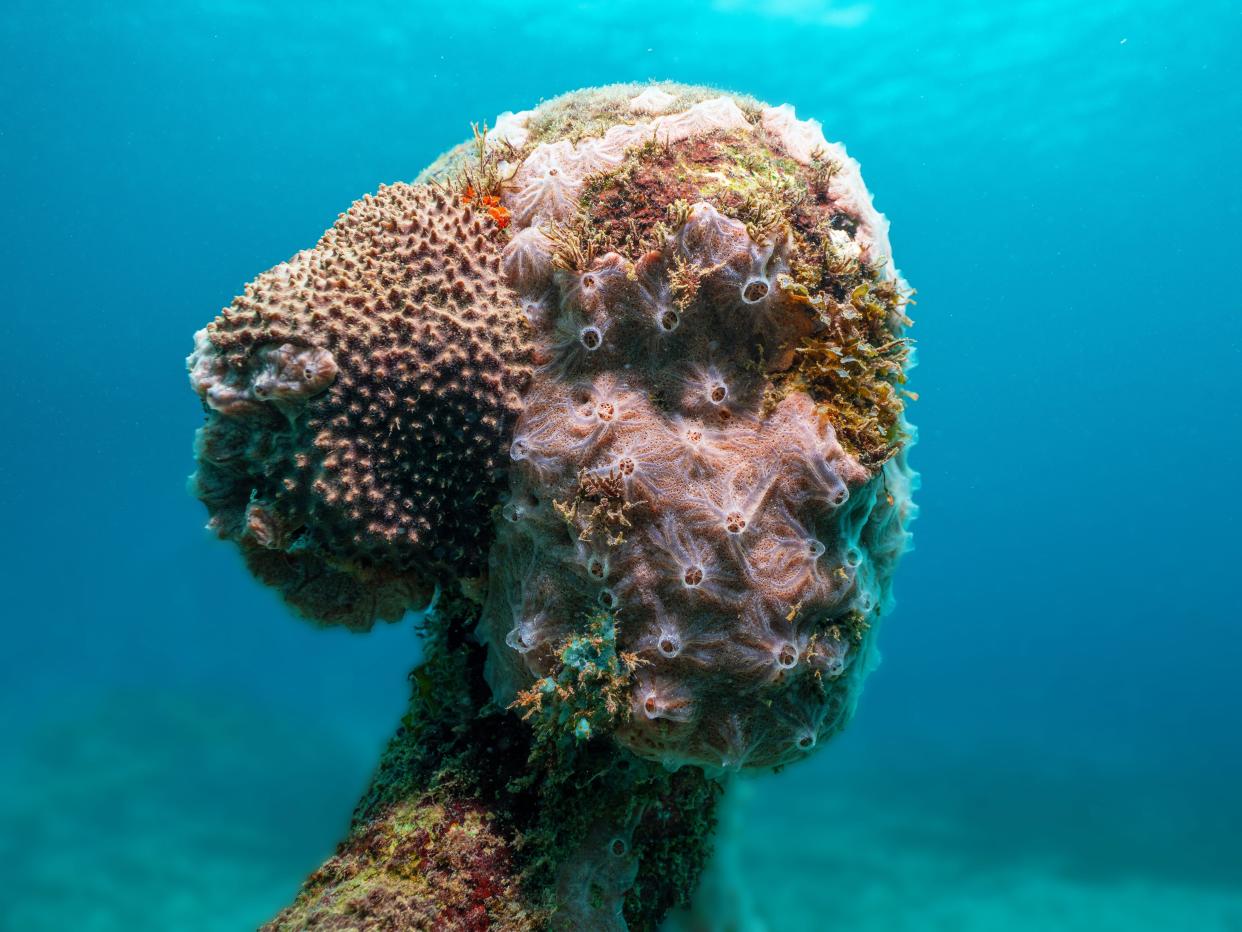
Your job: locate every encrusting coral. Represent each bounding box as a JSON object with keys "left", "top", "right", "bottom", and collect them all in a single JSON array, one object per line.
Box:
[
  {"left": 187, "top": 81, "right": 918, "bottom": 929},
  {"left": 189, "top": 183, "right": 532, "bottom": 628}
]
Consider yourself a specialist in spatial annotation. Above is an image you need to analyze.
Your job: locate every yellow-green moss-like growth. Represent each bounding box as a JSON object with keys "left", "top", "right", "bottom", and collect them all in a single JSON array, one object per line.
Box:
[
  {"left": 264, "top": 796, "right": 539, "bottom": 931},
  {"left": 514, "top": 610, "right": 637, "bottom": 756}
]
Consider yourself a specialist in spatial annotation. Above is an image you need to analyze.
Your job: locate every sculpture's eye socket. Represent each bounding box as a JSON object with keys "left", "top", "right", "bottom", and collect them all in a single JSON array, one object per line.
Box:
[
  {"left": 580, "top": 326, "right": 602, "bottom": 350},
  {"left": 845, "top": 547, "right": 862, "bottom": 567},
  {"left": 596, "top": 401, "right": 615, "bottom": 421},
  {"left": 644, "top": 695, "right": 657, "bottom": 715},
  {"left": 686, "top": 429, "right": 702, "bottom": 444},
  {"left": 610, "top": 838, "right": 628, "bottom": 857},
  {"left": 776, "top": 643, "right": 798, "bottom": 668},
  {"left": 598, "top": 588, "right": 616, "bottom": 608},
  {"left": 618, "top": 457, "right": 635, "bottom": 475},
  {"left": 742, "top": 279, "right": 769, "bottom": 303},
  {"left": 709, "top": 384, "right": 727, "bottom": 404},
  {"left": 588, "top": 557, "right": 606, "bottom": 579},
  {"left": 683, "top": 566, "right": 703, "bottom": 587},
  {"left": 725, "top": 512, "right": 745, "bottom": 534},
  {"left": 658, "top": 636, "right": 681, "bottom": 657},
  {"left": 659, "top": 310, "right": 679, "bottom": 332},
  {"left": 797, "top": 734, "right": 815, "bottom": 750}
]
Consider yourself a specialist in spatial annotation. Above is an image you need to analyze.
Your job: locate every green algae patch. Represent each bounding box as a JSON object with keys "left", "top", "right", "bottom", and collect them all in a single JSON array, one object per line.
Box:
[{"left": 513, "top": 610, "right": 638, "bottom": 771}]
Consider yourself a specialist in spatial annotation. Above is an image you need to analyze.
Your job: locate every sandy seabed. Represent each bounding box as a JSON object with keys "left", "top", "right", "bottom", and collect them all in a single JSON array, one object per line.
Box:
[{"left": 3, "top": 693, "right": 1239, "bottom": 932}]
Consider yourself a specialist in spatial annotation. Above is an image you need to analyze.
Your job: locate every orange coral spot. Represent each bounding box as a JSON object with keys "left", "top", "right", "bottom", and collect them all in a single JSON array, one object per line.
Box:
[
  {"left": 460, "top": 185, "right": 477, "bottom": 205},
  {"left": 488, "top": 204, "right": 511, "bottom": 229},
  {"left": 480, "top": 194, "right": 500, "bottom": 208}
]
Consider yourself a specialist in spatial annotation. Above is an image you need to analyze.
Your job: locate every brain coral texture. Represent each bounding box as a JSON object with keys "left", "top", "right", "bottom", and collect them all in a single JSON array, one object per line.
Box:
[
  {"left": 189, "top": 82, "right": 917, "bottom": 772},
  {"left": 189, "top": 183, "right": 532, "bottom": 628}
]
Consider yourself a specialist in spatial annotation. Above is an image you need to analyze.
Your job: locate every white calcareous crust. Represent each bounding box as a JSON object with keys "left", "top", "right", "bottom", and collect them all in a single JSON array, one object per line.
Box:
[{"left": 629, "top": 86, "right": 677, "bottom": 114}]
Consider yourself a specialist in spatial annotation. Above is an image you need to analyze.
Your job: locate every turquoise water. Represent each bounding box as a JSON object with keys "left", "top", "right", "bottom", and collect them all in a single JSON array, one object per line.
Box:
[{"left": 2, "top": 0, "right": 1239, "bottom": 928}]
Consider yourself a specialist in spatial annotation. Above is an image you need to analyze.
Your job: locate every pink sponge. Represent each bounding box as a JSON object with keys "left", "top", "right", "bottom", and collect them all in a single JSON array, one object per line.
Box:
[{"left": 471, "top": 84, "right": 918, "bottom": 772}]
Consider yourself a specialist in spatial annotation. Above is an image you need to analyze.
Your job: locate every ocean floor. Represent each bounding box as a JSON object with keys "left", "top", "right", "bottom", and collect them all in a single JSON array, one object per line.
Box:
[
  {"left": 4, "top": 694, "right": 1239, "bottom": 931},
  {"left": 736, "top": 745, "right": 1242, "bottom": 932},
  {"left": 0, "top": 692, "right": 374, "bottom": 932}
]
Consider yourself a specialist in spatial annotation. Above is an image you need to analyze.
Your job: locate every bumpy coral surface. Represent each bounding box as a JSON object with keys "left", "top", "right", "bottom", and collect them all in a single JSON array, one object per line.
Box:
[{"left": 189, "top": 184, "right": 532, "bottom": 628}]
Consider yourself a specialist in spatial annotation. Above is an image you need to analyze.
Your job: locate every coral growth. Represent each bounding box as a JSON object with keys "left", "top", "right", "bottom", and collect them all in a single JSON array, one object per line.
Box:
[
  {"left": 264, "top": 796, "right": 534, "bottom": 932},
  {"left": 188, "top": 183, "right": 532, "bottom": 628},
  {"left": 187, "top": 81, "right": 918, "bottom": 928},
  {"left": 471, "top": 85, "right": 917, "bottom": 772}
]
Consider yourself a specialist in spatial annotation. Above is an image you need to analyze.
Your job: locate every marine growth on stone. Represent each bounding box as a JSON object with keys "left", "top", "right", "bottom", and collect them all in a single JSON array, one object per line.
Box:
[{"left": 187, "top": 82, "right": 919, "bottom": 926}]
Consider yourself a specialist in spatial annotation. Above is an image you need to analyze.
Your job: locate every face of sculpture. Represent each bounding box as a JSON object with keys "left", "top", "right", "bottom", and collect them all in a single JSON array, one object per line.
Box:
[{"left": 187, "top": 82, "right": 917, "bottom": 774}]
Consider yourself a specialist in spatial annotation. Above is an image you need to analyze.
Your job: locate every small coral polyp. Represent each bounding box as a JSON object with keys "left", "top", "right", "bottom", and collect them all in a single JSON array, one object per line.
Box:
[{"left": 188, "top": 81, "right": 916, "bottom": 777}]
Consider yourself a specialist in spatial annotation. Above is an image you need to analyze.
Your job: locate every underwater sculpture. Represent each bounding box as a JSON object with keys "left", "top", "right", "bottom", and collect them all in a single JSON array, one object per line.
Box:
[{"left": 188, "top": 83, "right": 917, "bottom": 929}]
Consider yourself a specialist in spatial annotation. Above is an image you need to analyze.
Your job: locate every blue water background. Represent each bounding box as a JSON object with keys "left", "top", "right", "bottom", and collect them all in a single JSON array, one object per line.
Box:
[{"left": 2, "top": 1, "right": 1239, "bottom": 928}]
